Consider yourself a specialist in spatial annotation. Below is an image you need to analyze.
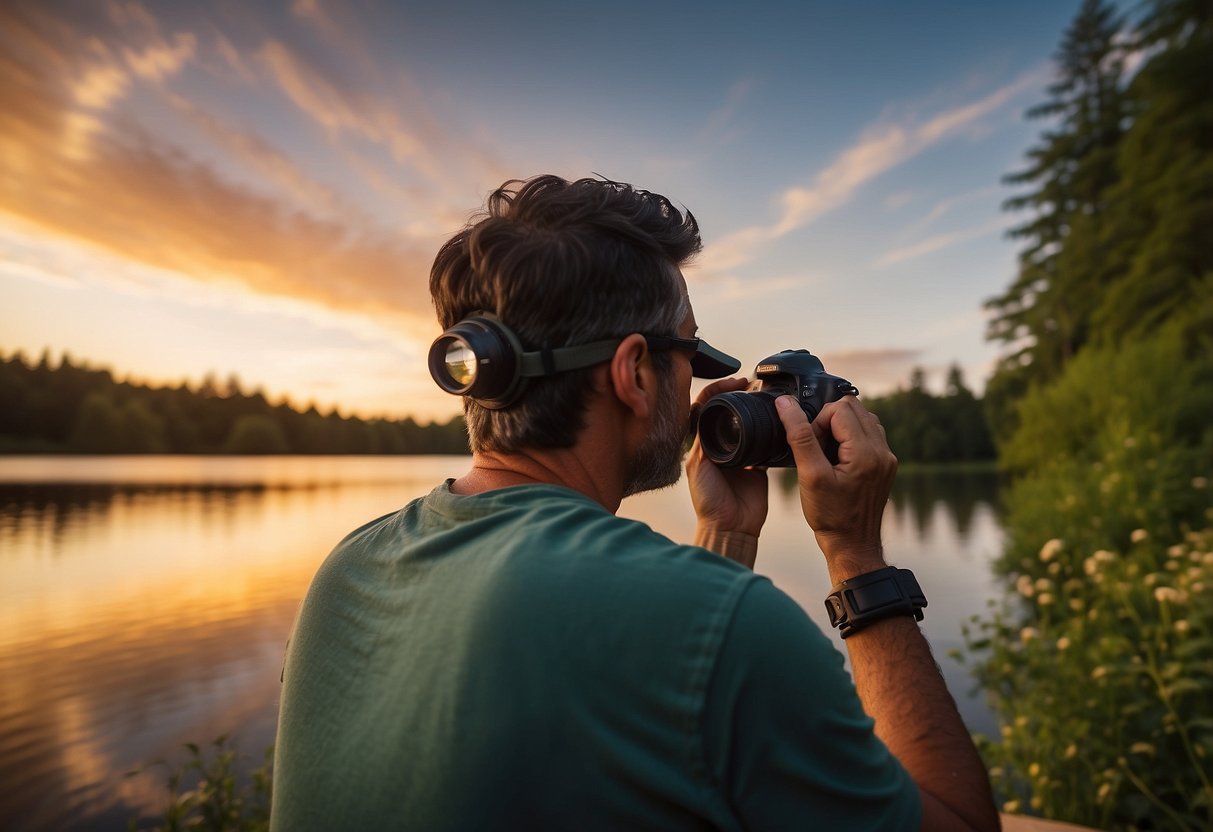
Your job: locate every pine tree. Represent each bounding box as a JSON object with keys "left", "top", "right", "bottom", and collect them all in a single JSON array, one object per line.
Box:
[
  {"left": 1092, "top": 0, "right": 1213, "bottom": 343},
  {"left": 985, "top": 0, "right": 1129, "bottom": 436}
]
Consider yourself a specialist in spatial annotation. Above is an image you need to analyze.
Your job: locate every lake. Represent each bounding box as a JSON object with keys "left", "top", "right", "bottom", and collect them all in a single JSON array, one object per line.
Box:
[{"left": 0, "top": 456, "right": 1005, "bottom": 830}]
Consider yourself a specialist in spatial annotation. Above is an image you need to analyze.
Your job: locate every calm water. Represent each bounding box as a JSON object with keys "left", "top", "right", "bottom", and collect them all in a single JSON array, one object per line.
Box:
[{"left": 0, "top": 456, "right": 1004, "bottom": 831}]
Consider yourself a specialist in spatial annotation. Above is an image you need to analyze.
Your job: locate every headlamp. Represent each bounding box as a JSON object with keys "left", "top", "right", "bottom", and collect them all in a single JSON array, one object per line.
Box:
[{"left": 428, "top": 311, "right": 741, "bottom": 409}]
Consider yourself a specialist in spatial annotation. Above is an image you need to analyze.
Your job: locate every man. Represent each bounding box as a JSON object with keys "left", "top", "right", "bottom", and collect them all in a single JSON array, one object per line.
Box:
[{"left": 272, "top": 175, "right": 999, "bottom": 831}]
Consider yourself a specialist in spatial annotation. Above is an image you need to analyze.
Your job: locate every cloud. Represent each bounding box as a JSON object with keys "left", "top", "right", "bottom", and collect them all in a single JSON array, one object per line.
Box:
[
  {"left": 883, "top": 190, "right": 914, "bottom": 211},
  {"left": 701, "top": 71, "right": 1043, "bottom": 273},
  {"left": 875, "top": 216, "right": 1007, "bottom": 267},
  {"left": 162, "top": 90, "right": 353, "bottom": 219},
  {"left": 0, "top": 0, "right": 463, "bottom": 346},
  {"left": 894, "top": 185, "right": 1000, "bottom": 240},
  {"left": 124, "top": 31, "right": 196, "bottom": 81}
]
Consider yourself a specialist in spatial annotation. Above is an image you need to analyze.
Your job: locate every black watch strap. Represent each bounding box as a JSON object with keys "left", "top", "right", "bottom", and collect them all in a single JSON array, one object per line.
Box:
[{"left": 824, "top": 566, "right": 927, "bottom": 639}]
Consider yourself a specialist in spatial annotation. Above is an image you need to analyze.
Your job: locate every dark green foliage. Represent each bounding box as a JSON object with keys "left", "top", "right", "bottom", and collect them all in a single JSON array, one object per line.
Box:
[
  {"left": 865, "top": 365, "right": 995, "bottom": 464},
  {"left": 973, "top": 0, "right": 1213, "bottom": 826},
  {"left": 1092, "top": 0, "right": 1213, "bottom": 344},
  {"left": 129, "top": 736, "right": 272, "bottom": 832},
  {"left": 0, "top": 353, "right": 470, "bottom": 456},
  {"left": 985, "top": 0, "right": 1130, "bottom": 437},
  {"left": 223, "top": 415, "right": 290, "bottom": 455}
]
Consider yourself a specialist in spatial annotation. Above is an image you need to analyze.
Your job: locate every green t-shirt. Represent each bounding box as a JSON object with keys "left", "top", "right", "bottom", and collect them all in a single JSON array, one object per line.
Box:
[{"left": 272, "top": 482, "right": 920, "bottom": 830}]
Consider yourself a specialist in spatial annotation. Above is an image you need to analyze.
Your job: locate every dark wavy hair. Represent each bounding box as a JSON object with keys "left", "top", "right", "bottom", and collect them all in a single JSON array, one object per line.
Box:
[{"left": 429, "top": 175, "right": 701, "bottom": 453}]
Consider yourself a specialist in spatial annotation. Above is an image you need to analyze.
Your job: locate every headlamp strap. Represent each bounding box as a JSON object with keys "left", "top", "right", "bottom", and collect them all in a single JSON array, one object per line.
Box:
[{"left": 517, "top": 340, "right": 622, "bottom": 378}]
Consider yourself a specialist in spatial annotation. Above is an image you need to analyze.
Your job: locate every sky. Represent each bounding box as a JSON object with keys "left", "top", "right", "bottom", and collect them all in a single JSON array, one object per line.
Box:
[{"left": 0, "top": 0, "right": 1083, "bottom": 421}]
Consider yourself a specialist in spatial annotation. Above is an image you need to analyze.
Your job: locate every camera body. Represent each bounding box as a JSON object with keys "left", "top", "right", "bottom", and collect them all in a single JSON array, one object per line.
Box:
[{"left": 698, "top": 350, "right": 858, "bottom": 468}]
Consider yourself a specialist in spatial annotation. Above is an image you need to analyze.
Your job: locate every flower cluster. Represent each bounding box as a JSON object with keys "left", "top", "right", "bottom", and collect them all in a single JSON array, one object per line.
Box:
[{"left": 967, "top": 522, "right": 1213, "bottom": 829}]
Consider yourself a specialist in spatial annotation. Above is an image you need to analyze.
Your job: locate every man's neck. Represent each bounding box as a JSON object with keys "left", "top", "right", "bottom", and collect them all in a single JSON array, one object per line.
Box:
[{"left": 452, "top": 449, "right": 625, "bottom": 513}]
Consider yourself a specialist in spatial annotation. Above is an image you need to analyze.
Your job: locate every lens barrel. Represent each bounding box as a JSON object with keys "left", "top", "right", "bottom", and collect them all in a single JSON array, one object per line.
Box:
[{"left": 698, "top": 392, "right": 791, "bottom": 468}]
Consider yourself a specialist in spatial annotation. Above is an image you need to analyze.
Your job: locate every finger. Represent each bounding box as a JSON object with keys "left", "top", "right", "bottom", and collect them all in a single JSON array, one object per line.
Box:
[
  {"left": 815, "top": 397, "right": 869, "bottom": 446},
  {"left": 774, "top": 396, "right": 832, "bottom": 480}
]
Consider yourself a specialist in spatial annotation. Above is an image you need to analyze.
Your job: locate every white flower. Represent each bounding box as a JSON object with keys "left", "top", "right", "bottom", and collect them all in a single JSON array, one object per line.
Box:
[
  {"left": 1097, "top": 782, "right": 1113, "bottom": 802},
  {"left": 1131, "top": 528, "right": 1149, "bottom": 543},
  {"left": 1020, "top": 627, "right": 1040, "bottom": 643},
  {"left": 1038, "top": 592, "right": 1055, "bottom": 605},
  {"left": 1154, "top": 586, "right": 1183, "bottom": 604},
  {"left": 1174, "top": 620, "right": 1191, "bottom": 635},
  {"left": 1003, "top": 799, "right": 1021, "bottom": 813},
  {"left": 1069, "top": 598, "right": 1084, "bottom": 612},
  {"left": 1064, "top": 744, "right": 1078, "bottom": 759},
  {"left": 1056, "top": 636, "right": 1071, "bottom": 651},
  {"left": 1028, "top": 762, "right": 1041, "bottom": 777},
  {"left": 1039, "top": 538, "right": 1063, "bottom": 562},
  {"left": 1130, "top": 742, "right": 1155, "bottom": 755},
  {"left": 1193, "top": 476, "right": 1208, "bottom": 489},
  {"left": 1091, "top": 666, "right": 1108, "bottom": 680},
  {"left": 1016, "top": 575, "right": 1035, "bottom": 598}
]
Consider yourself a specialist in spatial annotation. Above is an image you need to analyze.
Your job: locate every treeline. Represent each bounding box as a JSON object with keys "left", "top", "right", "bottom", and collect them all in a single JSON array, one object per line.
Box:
[
  {"left": 969, "top": 0, "right": 1213, "bottom": 827},
  {"left": 864, "top": 365, "right": 994, "bottom": 464},
  {"left": 983, "top": 0, "right": 1213, "bottom": 574},
  {"left": 0, "top": 351, "right": 470, "bottom": 455}
]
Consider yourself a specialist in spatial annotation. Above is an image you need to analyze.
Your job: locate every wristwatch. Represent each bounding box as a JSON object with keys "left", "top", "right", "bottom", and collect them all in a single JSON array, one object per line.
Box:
[{"left": 825, "top": 566, "right": 927, "bottom": 639}]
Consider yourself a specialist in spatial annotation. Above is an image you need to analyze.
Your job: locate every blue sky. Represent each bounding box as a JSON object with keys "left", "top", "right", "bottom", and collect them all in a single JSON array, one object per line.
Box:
[{"left": 0, "top": 0, "right": 1082, "bottom": 419}]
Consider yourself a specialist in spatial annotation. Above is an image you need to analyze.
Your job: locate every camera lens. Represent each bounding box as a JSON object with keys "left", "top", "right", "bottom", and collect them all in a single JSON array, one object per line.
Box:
[
  {"left": 712, "top": 411, "right": 742, "bottom": 453},
  {"left": 698, "top": 392, "right": 787, "bottom": 468}
]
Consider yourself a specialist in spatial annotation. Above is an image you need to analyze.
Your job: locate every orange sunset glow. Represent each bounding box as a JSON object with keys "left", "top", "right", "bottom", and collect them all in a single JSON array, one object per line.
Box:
[{"left": 1, "top": 0, "right": 1075, "bottom": 420}]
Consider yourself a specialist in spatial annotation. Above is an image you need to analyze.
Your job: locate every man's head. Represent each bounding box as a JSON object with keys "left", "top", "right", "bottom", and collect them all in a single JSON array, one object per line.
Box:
[{"left": 430, "top": 175, "right": 701, "bottom": 457}]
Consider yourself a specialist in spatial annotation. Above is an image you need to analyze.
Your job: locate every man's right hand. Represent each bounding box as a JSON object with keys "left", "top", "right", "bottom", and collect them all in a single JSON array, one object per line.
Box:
[
  {"left": 773, "top": 395, "right": 897, "bottom": 583},
  {"left": 776, "top": 393, "right": 1000, "bottom": 832}
]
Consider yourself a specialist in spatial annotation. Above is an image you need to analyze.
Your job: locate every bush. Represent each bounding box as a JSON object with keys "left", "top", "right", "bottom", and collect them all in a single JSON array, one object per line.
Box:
[
  {"left": 965, "top": 520, "right": 1213, "bottom": 829},
  {"left": 129, "top": 736, "right": 272, "bottom": 832}
]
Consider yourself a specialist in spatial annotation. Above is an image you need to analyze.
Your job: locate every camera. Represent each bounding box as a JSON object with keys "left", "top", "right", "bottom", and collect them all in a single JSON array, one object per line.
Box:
[{"left": 698, "top": 350, "right": 858, "bottom": 468}]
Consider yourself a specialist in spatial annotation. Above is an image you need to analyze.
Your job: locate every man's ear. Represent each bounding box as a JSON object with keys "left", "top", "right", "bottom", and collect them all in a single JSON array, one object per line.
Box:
[{"left": 608, "top": 333, "right": 653, "bottom": 419}]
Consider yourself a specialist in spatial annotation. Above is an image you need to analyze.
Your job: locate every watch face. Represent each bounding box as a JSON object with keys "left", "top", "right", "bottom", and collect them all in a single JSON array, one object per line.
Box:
[{"left": 826, "top": 568, "right": 926, "bottom": 638}]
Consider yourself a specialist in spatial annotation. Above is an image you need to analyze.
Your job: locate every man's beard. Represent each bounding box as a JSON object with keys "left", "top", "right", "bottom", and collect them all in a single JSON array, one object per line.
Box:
[{"left": 622, "top": 377, "right": 686, "bottom": 497}]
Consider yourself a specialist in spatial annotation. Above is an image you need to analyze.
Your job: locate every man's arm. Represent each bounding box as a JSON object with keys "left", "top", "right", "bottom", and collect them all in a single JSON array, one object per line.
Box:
[{"left": 774, "top": 394, "right": 1000, "bottom": 832}]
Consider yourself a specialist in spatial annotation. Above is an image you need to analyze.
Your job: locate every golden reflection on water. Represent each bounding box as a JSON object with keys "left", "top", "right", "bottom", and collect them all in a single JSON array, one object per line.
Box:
[
  {"left": 0, "top": 456, "right": 468, "bottom": 831},
  {"left": 0, "top": 457, "right": 1003, "bottom": 831}
]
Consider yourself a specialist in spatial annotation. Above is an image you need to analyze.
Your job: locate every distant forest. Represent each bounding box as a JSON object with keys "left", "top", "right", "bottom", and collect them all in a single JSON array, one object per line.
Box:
[
  {"left": 0, "top": 351, "right": 470, "bottom": 455},
  {"left": 0, "top": 348, "right": 992, "bottom": 461},
  {"left": 864, "top": 365, "right": 995, "bottom": 464}
]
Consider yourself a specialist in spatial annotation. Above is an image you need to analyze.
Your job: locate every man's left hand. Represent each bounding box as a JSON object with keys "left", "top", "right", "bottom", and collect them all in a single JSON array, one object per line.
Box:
[{"left": 686, "top": 378, "right": 769, "bottom": 564}]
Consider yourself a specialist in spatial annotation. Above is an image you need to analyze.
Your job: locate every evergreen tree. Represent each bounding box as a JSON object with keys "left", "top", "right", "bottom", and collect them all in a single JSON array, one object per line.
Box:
[
  {"left": 69, "top": 393, "right": 125, "bottom": 453},
  {"left": 1092, "top": 0, "right": 1213, "bottom": 343},
  {"left": 986, "top": 0, "right": 1129, "bottom": 438},
  {"left": 223, "top": 414, "right": 290, "bottom": 454}
]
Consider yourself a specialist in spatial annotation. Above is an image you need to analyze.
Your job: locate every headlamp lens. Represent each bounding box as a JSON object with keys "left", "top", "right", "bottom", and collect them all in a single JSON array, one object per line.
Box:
[{"left": 443, "top": 340, "right": 478, "bottom": 387}]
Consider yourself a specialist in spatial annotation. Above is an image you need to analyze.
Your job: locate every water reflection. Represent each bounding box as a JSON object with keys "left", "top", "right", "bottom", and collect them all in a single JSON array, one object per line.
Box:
[
  {"left": 774, "top": 466, "right": 1004, "bottom": 544},
  {"left": 888, "top": 468, "right": 1005, "bottom": 544},
  {"left": 0, "top": 457, "right": 1003, "bottom": 831}
]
